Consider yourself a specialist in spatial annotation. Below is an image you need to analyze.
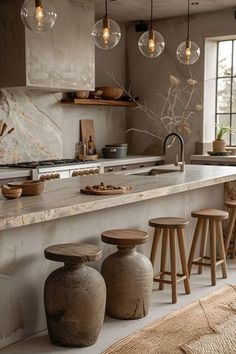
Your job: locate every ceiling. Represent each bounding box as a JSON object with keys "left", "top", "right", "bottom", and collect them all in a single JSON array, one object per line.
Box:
[{"left": 90, "top": 0, "right": 236, "bottom": 22}]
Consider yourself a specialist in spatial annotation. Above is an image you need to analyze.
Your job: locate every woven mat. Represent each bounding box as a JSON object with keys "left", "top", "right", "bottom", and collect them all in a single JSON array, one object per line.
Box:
[{"left": 103, "top": 285, "right": 236, "bottom": 354}]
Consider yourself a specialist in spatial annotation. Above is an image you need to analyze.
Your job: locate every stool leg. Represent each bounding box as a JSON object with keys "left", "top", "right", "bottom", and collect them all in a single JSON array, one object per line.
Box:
[
  {"left": 209, "top": 219, "right": 216, "bottom": 286},
  {"left": 198, "top": 219, "right": 208, "bottom": 274},
  {"left": 177, "top": 228, "right": 191, "bottom": 295},
  {"left": 188, "top": 218, "right": 203, "bottom": 275},
  {"left": 159, "top": 228, "right": 168, "bottom": 290},
  {"left": 233, "top": 232, "right": 236, "bottom": 259},
  {"left": 170, "top": 228, "right": 177, "bottom": 304},
  {"left": 216, "top": 220, "right": 228, "bottom": 279},
  {"left": 150, "top": 227, "right": 162, "bottom": 269},
  {"left": 225, "top": 208, "right": 236, "bottom": 256}
]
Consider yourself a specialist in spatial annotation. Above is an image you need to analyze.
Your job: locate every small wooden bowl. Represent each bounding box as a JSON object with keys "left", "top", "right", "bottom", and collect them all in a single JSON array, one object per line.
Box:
[
  {"left": 2, "top": 185, "right": 22, "bottom": 199},
  {"left": 8, "top": 180, "right": 45, "bottom": 196},
  {"left": 97, "top": 86, "right": 123, "bottom": 100}
]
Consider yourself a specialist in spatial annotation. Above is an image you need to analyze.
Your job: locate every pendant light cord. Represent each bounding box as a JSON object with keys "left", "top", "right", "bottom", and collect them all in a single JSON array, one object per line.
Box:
[
  {"left": 105, "top": 0, "right": 108, "bottom": 17},
  {"left": 35, "top": 0, "right": 42, "bottom": 7},
  {"left": 150, "top": 0, "right": 153, "bottom": 30},
  {"left": 187, "top": 0, "right": 190, "bottom": 39}
]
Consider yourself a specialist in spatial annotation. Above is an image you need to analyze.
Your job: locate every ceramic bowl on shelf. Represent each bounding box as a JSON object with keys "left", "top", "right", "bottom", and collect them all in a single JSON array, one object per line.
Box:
[
  {"left": 75, "top": 91, "right": 90, "bottom": 99},
  {"left": 97, "top": 86, "right": 123, "bottom": 100},
  {"left": 2, "top": 185, "right": 22, "bottom": 199},
  {"left": 89, "top": 89, "right": 103, "bottom": 99}
]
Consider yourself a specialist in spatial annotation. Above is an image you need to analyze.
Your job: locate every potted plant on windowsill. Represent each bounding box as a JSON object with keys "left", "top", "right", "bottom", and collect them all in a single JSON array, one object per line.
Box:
[{"left": 213, "top": 123, "right": 234, "bottom": 152}]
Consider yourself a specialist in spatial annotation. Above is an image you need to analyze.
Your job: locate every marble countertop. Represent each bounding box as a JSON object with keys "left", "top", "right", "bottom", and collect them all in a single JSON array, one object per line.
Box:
[
  {"left": 0, "top": 164, "right": 236, "bottom": 231},
  {"left": 0, "top": 168, "right": 31, "bottom": 179},
  {"left": 191, "top": 154, "right": 236, "bottom": 162}
]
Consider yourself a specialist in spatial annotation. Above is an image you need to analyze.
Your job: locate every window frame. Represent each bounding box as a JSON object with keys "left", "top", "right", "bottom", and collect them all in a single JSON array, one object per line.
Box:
[{"left": 215, "top": 39, "right": 236, "bottom": 145}]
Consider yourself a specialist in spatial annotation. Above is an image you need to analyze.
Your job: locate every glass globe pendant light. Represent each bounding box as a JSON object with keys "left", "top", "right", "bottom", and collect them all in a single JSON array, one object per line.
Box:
[
  {"left": 91, "top": 0, "right": 121, "bottom": 50},
  {"left": 176, "top": 0, "right": 200, "bottom": 65},
  {"left": 138, "top": 0, "right": 165, "bottom": 58},
  {"left": 21, "top": 0, "right": 57, "bottom": 33}
]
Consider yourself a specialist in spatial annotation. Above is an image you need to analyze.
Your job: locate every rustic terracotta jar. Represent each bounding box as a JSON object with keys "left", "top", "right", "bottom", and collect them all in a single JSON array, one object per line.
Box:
[
  {"left": 44, "top": 243, "right": 106, "bottom": 347},
  {"left": 101, "top": 229, "right": 153, "bottom": 320},
  {"left": 212, "top": 139, "right": 226, "bottom": 152}
]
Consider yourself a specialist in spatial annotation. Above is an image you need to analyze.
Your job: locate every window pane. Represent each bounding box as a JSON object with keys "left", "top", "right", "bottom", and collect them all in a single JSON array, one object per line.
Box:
[
  {"left": 234, "top": 40, "right": 236, "bottom": 76},
  {"left": 216, "top": 114, "right": 230, "bottom": 145},
  {"left": 217, "top": 78, "right": 231, "bottom": 113},
  {"left": 232, "top": 78, "right": 236, "bottom": 113},
  {"left": 231, "top": 114, "right": 236, "bottom": 145},
  {"left": 218, "top": 41, "right": 232, "bottom": 77}
]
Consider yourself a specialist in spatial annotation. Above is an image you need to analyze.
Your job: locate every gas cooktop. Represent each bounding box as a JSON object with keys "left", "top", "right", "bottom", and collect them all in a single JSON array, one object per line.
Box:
[{"left": 0, "top": 159, "right": 98, "bottom": 169}]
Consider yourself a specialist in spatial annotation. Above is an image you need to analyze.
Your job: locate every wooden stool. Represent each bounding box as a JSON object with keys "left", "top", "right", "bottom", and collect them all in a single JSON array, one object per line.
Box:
[
  {"left": 44, "top": 243, "right": 106, "bottom": 348},
  {"left": 149, "top": 217, "right": 190, "bottom": 304},
  {"left": 101, "top": 229, "right": 153, "bottom": 320},
  {"left": 188, "top": 209, "right": 228, "bottom": 286},
  {"left": 225, "top": 200, "right": 236, "bottom": 258}
]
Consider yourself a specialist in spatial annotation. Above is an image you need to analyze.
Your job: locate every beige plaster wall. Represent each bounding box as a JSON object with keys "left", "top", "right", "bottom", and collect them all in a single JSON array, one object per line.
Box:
[
  {"left": 0, "top": 23, "right": 126, "bottom": 163},
  {"left": 126, "top": 8, "right": 236, "bottom": 161}
]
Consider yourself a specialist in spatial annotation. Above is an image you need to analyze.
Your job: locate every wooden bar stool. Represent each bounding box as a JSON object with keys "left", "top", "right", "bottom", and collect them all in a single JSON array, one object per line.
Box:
[
  {"left": 101, "top": 229, "right": 153, "bottom": 320},
  {"left": 188, "top": 209, "right": 228, "bottom": 286},
  {"left": 149, "top": 217, "right": 190, "bottom": 304},
  {"left": 224, "top": 200, "right": 236, "bottom": 258},
  {"left": 44, "top": 243, "right": 106, "bottom": 347}
]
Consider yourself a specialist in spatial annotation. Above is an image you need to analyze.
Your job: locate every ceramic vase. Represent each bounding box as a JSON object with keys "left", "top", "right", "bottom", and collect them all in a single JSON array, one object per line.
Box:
[
  {"left": 101, "top": 245, "right": 153, "bottom": 320},
  {"left": 44, "top": 263, "right": 106, "bottom": 347}
]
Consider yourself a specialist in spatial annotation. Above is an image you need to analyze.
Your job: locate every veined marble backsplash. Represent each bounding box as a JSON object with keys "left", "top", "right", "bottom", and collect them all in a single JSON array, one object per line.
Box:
[
  {"left": 0, "top": 89, "right": 63, "bottom": 163},
  {"left": 0, "top": 88, "right": 126, "bottom": 163}
]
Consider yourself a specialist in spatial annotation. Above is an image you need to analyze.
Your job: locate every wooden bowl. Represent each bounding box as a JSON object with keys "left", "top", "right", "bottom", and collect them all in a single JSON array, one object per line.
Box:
[
  {"left": 8, "top": 180, "right": 45, "bottom": 196},
  {"left": 2, "top": 185, "right": 22, "bottom": 199},
  {"left": 98, "top": 87, "right": 123, "bottom": 100}
]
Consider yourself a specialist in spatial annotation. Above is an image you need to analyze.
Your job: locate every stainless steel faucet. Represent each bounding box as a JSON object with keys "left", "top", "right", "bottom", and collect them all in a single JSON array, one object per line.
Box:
[{"left": 163, "top": 133, "right": 185, "bottom": 172}]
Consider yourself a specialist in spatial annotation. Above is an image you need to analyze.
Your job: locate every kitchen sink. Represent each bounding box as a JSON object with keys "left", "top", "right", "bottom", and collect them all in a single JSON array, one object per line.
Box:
[{"left": 127, "top": 168, "right": 178, "bottom": 176}]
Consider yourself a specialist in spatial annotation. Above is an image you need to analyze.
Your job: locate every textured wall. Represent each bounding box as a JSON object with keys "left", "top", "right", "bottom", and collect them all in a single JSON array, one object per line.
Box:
[
  {"left": 126, "top": 8, "right": 236, "bottom": 161},
  {"left": 0, "top": 22, "right": 126, "bottom": 163}
]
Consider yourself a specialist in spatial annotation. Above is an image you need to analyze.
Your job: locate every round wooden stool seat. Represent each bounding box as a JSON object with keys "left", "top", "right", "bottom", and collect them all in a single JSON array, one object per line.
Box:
[
  {"left": 149, "top": 217, "right": 189, "bottom": 229},
  {"left": 101, "top": 229, "right": 148, "bottom": 246},
  {"left": 191, "top": 208, "right": 228, "bottom": 220},
  {"left": 44, "top": 243, "right": 102, "bottom": 263},
  {"left": 225, "top": 200, "right": 236, "bottom": 208}
]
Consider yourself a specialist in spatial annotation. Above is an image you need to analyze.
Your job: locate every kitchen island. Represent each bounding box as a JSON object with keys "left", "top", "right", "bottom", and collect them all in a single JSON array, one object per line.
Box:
[{"left": 1, "top": 164, "right": 236, "bottom": 350}]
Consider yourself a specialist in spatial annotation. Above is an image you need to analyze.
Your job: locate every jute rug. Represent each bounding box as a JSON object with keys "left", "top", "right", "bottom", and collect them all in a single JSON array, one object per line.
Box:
[{"left": 103, "top": 285, "right": 236, "bottom": 354}]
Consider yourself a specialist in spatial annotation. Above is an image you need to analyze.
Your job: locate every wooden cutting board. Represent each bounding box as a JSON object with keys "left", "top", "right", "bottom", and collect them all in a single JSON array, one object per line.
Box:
[{"left": 80, "top": 119, "right": 96, "bottom": 149}]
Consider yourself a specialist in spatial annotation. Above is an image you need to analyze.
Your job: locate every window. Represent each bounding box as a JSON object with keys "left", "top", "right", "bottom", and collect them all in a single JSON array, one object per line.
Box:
[{"left": 216, "top": 40, "right": 236, "bottom": 145}]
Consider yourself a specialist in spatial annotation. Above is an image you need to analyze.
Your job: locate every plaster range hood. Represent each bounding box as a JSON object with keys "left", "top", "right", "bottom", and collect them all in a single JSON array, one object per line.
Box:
[{"left": 0, "top": 0, "right": 95, "bottom": 91}]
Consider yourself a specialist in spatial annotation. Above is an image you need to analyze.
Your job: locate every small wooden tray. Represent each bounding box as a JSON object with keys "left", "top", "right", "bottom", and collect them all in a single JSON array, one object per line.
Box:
[{"left": 80, "top": 186, "right": 131, "bottom": 195}]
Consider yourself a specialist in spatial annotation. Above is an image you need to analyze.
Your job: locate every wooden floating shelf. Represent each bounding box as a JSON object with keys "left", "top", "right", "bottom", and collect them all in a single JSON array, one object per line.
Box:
[{"left": 61, "top": 98, "right": 137, "bottom": 107}]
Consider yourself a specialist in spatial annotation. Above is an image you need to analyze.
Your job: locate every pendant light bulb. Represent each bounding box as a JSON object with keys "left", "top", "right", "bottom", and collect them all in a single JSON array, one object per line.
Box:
[
  {"left": 176, "top": 0, "right": 200, "bottom": 65},
  {"left": 91, "top": 0, "right": 121, "bottom": 50},
  {"left": 138, "top": 0, "right": 165, "bottom": 58},
  {"left": 21, "top": 0, "right": 57, "bottom": 33}
]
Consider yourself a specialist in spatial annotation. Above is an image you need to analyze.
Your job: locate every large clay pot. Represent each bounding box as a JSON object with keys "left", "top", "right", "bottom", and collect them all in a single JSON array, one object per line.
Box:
[
  {"left": 101, "top": 245, "right": 153, "bottom": 320},
  {"left": 44, "top": 245, "right": 106, "bottom": 348},
  {"left": 213, "top": 139, "right": 226, "bottom": 152}
]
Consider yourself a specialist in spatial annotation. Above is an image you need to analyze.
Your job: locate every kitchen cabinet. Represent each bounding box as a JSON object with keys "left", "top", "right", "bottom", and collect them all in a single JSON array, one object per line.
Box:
[{"left": 0, "top": 0, "right": 95, "bottom": 91}]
